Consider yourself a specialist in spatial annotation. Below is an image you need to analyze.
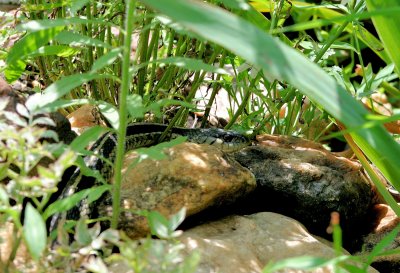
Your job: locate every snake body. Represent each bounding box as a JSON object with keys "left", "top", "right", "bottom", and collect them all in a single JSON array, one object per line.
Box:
[{"left": 49, "top": 123, "right": 250, "bottom": 231}]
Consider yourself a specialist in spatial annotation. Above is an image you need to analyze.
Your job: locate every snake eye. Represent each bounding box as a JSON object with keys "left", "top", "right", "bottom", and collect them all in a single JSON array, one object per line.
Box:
[{"left": 223, "top": 134, "right": 234, "bottom": 142}]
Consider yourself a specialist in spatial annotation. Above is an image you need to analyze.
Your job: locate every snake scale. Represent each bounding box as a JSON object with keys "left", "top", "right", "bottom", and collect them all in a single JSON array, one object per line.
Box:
[{"left": 49, "top": 123, "right": 250, "bottom": 232}]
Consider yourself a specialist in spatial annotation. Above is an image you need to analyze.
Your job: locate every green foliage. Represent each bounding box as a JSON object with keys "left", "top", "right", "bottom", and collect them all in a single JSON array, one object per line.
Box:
[{"left": 1, "top": 0, "right": 400, "bottom": 271}]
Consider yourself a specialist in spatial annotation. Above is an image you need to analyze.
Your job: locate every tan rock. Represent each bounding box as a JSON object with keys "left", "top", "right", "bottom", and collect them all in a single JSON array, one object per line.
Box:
[
  {"left": 179, "top": 212, "right": 379, "bottom": 273},
  {"left": 99, "top": 142, "right": 256, "bottom": 238},
  {"left": 67, "top": 104, "right": 105, "bottom": 134}
]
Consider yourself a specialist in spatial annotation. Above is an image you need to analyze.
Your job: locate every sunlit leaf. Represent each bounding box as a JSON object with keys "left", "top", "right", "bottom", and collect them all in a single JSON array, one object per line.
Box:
[
  {"left": 147, "top": 210, "right": 170, "bottom": 239},
  {"left": 25, "top": 73, "right": 117, "bottom": 113},
  {"left": 6, "top": 27, "right": 64, "bottom": 64},
  {"left": 55, "top": 31, "right": 112, "bottom": 48},
  {"left": 98, "top": 101, "right": 119, "bottom": 129},
  {"left": 23, "top": 204, "right": 47, "bottom": 261},
  {"left": 18, "top": 18, "right": 116, "bottom": 31},
  {"left": 29, "top": 45, "right": 80, "bottom": 57}
]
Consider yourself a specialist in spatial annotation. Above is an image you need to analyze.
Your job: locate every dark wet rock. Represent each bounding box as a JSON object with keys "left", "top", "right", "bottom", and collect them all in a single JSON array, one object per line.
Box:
[{"left": 233, "top": 134, "right": 378, "bottom": 249}]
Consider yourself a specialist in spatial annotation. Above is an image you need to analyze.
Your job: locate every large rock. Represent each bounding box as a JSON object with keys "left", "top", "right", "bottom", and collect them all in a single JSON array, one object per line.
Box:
[
  {"left": 179, "top": 212, "right": 378, "bottom": 273},
  {"left": 98, "top": 142, "right": 256, "bottom": 238},
  {"left": 234, "top": 135, "right": 378, "bottom": 248}
]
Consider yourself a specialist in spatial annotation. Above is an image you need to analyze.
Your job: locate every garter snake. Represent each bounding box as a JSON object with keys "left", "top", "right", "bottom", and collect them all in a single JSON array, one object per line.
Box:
[{"left": 49, "top": 123, "right": 250, "bottom": 232}]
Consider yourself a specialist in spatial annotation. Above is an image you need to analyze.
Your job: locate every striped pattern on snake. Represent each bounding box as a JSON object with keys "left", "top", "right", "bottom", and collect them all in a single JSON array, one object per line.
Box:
[{"left": 49, "top": 123, "right": 250, "bottom": 233}]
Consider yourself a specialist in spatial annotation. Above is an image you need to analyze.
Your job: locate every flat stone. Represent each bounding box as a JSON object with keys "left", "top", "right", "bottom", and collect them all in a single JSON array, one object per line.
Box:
[
  {"left": 98, "top": 142, "right": 256, "bottom": 238},
  {"left": 179, "top": 212, "right": 378, "bottom": 273},
  {"left": 233, "top": 135, "right": 377, "bottom": 247}
]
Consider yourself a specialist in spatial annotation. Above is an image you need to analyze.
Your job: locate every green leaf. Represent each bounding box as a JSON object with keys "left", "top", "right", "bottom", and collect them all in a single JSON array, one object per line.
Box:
[
  {"left": 70, "top": 0, "right": 91, "bottom": 14},
  {"left": 34, "top": 98, "right": 92, "bottom": 112},
  {"left": 0, "top": 186, "right": 9, "bottom": 204},
  {"left": 141, "top": 0, "right": 400, "bottom": 207},
  {"left": 6, "top": 27, "right": 64, "bottom": 64},
  {"left": 5, "top": 27, "right": 64, "bottom": 82},
  {"left": 25, "top": 73, "right": 116, "bottom": 113},
  {"left": 43, "top": 186, "right": 111, "bottom": 219},
  {"left": 262, "top": 255, "right": 352, "bottom": 273},
  {"left": 216, "top": 0, "right": 250, "bottom": 10},
  {"left": 126, "top": 94, "right": 146, "bottom": 120},
  {"left": 87, "top": 184, "right": 111, "bottom": 204},
  {"left": 75, "top": 218, "right": 92, "bottom": 245},
  {"left": 4, "top": 59, "right": 26, "bottom": 83},
  {"left": 54, "top": 31, "right": 112, "bottom": 48},
  {"left": 18, "top": 18, "right": 116, "bottom": 32},
  {"left": 135, "top": 136, "right": 187, "bottom": 161},
  {"left": 145, "top": 98, "right": 197, "bottom": 118},
  {"left": 43, "top": 185, "right": 112, "bottom": 219},
  {"left": 366, "top": 0, "right": 400, "bottom": 75},
  {"left": 147, "top": 210, "right": 170, "bottom": 239},
  {"left": 70, "top": 126, "right": 109, "bottom": 153},
  {"left": 91, "top": 48, "right": 122, "bottom": 73},
  {"left": 156, "top": 57, "right": 229, "bottom": 74},
  {"left": 168, "top": 207, "right": 186, "bottom": 231},
  {"left": 97, "top": 101, "right": 119, "bottom": 129},
  {"left": 23, "top": 204, "right": 47, "bottom": 261},
  {"left": 29, "top": 45, "right": 80, "bottom": 57}
]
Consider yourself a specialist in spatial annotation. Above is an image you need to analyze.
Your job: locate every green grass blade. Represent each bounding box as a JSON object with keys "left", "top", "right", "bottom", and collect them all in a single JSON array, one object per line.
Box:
[
  {"left": 366, "top": 0, "right": 400, "bottom": 74},
  {"left": 141, "top": 0, "right": 400, "bottom": 193}
]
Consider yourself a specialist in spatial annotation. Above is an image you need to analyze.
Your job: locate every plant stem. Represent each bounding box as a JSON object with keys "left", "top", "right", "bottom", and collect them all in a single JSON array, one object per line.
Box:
[
  {"left": 146, "top": 23, "right": 160, "bottom": 94},
  {"left": 111, "top": 0, "right": 136, "bottom": 229},
  {"left": 136, "top": 13, "right": 153, "bottom": 96}
]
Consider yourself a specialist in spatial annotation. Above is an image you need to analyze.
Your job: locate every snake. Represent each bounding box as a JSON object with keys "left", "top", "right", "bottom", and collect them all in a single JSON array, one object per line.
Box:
[{"left": 49, "top": 123, "right": 251, "bottom": 232}]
